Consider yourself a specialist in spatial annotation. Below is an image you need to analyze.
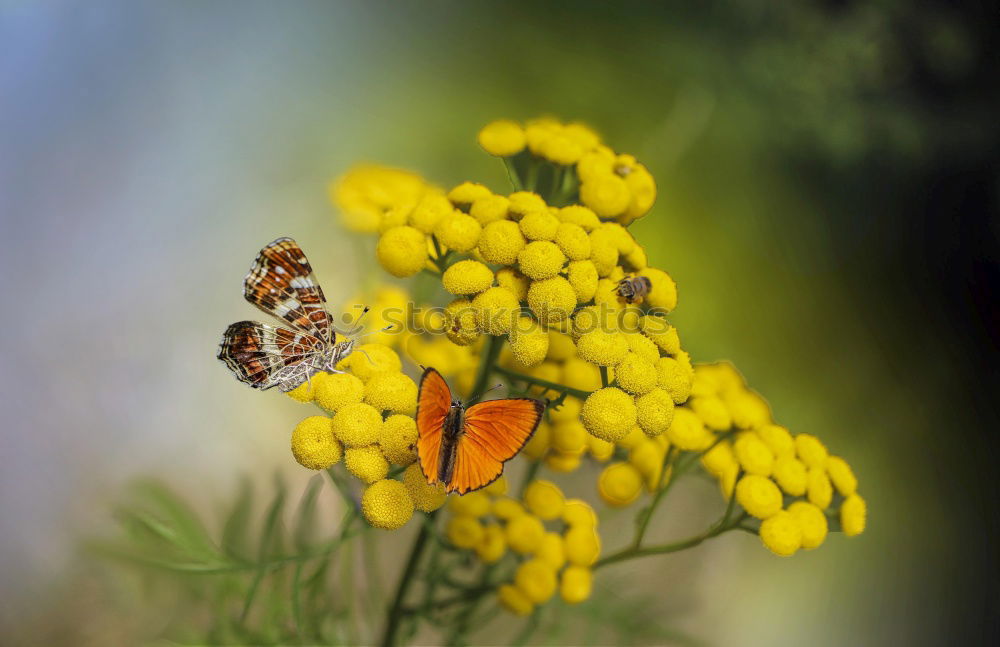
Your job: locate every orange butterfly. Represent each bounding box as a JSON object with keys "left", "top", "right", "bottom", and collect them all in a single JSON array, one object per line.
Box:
[{"left": 415, "top": 367, "right": 545, "bottom": 494}]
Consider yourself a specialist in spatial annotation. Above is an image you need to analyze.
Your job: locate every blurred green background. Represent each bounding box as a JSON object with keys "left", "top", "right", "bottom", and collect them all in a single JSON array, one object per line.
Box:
[{"left": 1, "top": 1, "right": 997, "bottom": 645}]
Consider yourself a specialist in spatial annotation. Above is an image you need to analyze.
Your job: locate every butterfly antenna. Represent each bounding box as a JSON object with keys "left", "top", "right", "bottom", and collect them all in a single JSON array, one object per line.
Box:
[
  {"left": 345, "top": 306, "right": 371, "bottom": 336},
  {"left": 351, "top": 324, "right": 394, "bottom": 343},
  {"left": 466, "top": 382, "right": 504, "bottom": 406}
]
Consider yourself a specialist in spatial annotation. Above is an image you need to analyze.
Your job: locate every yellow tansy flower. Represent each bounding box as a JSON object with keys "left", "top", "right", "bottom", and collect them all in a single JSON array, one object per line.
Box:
[
  {"left": 580, "top": 173, "right": 630, "bottom": 218},
  {"left": 376, "top": 226, "right": 428, "bottom": 278},
  {"left": 519, "top": 210, "right": 560, "bottom": 241},
  {"left": 478, "top": 220, "right": 526, "bottom": 265},
  {"left": 666, "top": 407, "right": 713, "bottom": 451},
  {"left": 518, "top": 240, "right": 567, "bottom": 280},
  {"left": 563, "top": 526, "right": 601, "bottom": 566},
  {"left": 734, "top": 432, "right": 775, "bottom": 477},
  {"left": 344, "top": 445, "right": 390, "bottom": 483},
  {"left": 475, "top": 523, "right": 507, "bottom": 563},
  {"left": 562, "top": 499, "right": 598, "bottom": 527},
  {"left": 507, "top": 191, "right": 548, "bottom": 220},
  {"left": 363, "top": 371, "right": 417, "bottom": 414},
  {"left": 408, "top": 192, "right": 453, "bottom": 234},
  {"left": 442, "top": 259, "right": 494, "bottom": 296},
  {"left": 757, "top": 424, "right": 795, "bottom": 457},
  {"left": 448, "top": 490, "right": 491, "bottom": 517},
  {"left": 562, "top": 357, "right": 603, "bottom": 392},
  {"left": 826, "top": 456, "right": 858, "bottom": 496},
  {"left": 527, "top": 276, "right": 576, "bottom": 323},
  {"left": 506, "top": 514, "right": 546, "bottom": 554},
  {"left": 498, "top": 584, "right": 534, "bottom": 616},
  {"left": 402, "top": 463, "right": 446, "bottom": 512},
  {"left": 598, "top": 462, "right": 643, "bottom": 506},
  {"left": 560, "top": 566, "right": 593, "bottom": 604},
  {"left": 689, "top": 395, "right": 732, "bottom": 431},
  {"left": 478, "top": 119, "right": 527, "bottom": 156},
  {"left": 760, "top": 510, "right": 803, "bottom": 556},
  {"left": 472, "top": 287, "right": 520, "bottom": 336},
  {"left": 509, "top": 317, "right": 550, "bottom": 367},
  {"left": 735, "top": 474, "right": 783, "bottom": 519},
  {"left": 558, "top": 205, "right": 601, "bottom": 231},
  {"left": 495, "top": 267, "right": 529, "bottom": 301},
  {"left": 314, "top": 372, "right": 364, "bottom": 413},
  {"left": 447, "top": 515, "right": 485, "bottom": 549},
  {"left": 640, "top": 315, "right": 681, "bottom": 355},
  {"left": 546, "top": 330, "right": 578, "bottom": 362},
  {"left": 582, "top": 387, "right": 638, "bottom": 442},
  {"left": 331, "top": 402, "right": 384, "bottom": 447},
  {"left": 701, "top": 440, "right": 738, "bottom": 476},
  {"left": 795, "top": 433, "right": 829, "bottom": 469},
  {"left": 636, "top": 267, "right": 678, "bottom": 312},
  {"left": 554, "top": 222, "right": 591, "bottom": 261},
  {"left": 362, "top": 479, "right": 414, "bottom": 530},
  {"left": 536, "top": 532, "right": 567, "bottom": 570},
  {"left": 447, "top": 181, "right": 492, "bottom": 208},
  {"left": 772, "top": 454, "right": 808, "bottom": 496},
  {"left": 551, "top": 420, "right": 587, "bottom": 455},
  {"left": 515, "top": 558, "right": 558, "bottom": 604},
  {"left": 807, "top": 467, "right": 833, "bottom": 509},
  {"left": 788, "top": 501, "right": 828, "bottom": 549},
  {"left": 492, "top": 496, "right": 526, "bottom": 520},
  {"left": 545, "top": 451, "right": 583, "bottom": 473},
  {"left": 635, "top": 388, "right": 676, "bottom": 437},
  {"left": 379, "top": 414, "right": 418, "bottom": 465},
  {"left": 340, "top": 343, "right": 401, "bottom": 381},
  {"left": 470, "top": 194, "right": 510, "bottom": 225},
  {"left": 434, "top": 211, "right": 482, "bottom": 252},
  {"left": 524, "top": 480, "right": 565, "bottom": 520},
  {"left": 291, "top": 416, "right": 343, "bottom": 470},
  {"left": 841, "top": 493, "right": 867, "bottom": 537}
]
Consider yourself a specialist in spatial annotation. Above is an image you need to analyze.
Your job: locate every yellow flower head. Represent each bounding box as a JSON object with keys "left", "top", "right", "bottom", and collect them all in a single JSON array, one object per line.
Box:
[
  {"left": 505, "top": 513, "right": 546, "bottom": 554},
  {"left": 772, "top": 454, "right": 808, "bottom": 496},
  {"left": 363, "top": 371, "right": 418, "bottom": 414},
  {"left": 478, "top": 119, "right": 527, "bottom": 157},
  {"left": 807, "top": 467, "right": 833, "bottom": 509},
  {"left": 725, "top": 390, "right": 772, "bottom": 429},
  {"left": 409, "top": 192, "right": 453, "bottom": 234},
  {"left": 615, "top": 352, "right": 660, "bottom": 398},
  {"left": 598, "top": 461, "right": 643, "bottom": 506},
  {"left": 484, "top": 476, "right": 508, "bottom": 495},
  {"left": 689, "top": 395, "right": 732, "bottom": 431},
  {"left": 635, "top": 388, "right": 676, "bottom": 437},
  {"left": 478, "top": 220, "right": 526, "bottom": 265},
  {"left": 332, "top": 164, "right": 426, "bottom": 233},
  {"left": 544, "top": 451, "right": 583, "bottom": 473},
  {"left": 563, "top": 526, "right": 601, "bottom": 566},
  {"left": 795, "top": 433, "right": 829, "bottom": 469},
  {"left": 448, "top": 489, "right": 491, "bottom": 517},
  {"left": 520, "top": 210, "right": 560, "bottom": 241},
  {"left": 701, "top": 440, "right": 738, "bottom": 476},
  {"left": 340, "top": 343, "right": 402, "bottom": 381},
  {"left": 551, "top": 420, "right": 587, "bottom": 455},
  {"left": 444, "top": 298, "right": 481, "bottom": 346},
  {"left": 314, "top": 372, "right": 365, "bottom": 413},
  {"left": 376, "top": 226, "right": 428, "bottom": 278},
  {"left": 521, "top": 420, "right": 551, "bottom": 460},
  {"left": 582, "top": 387, "right": 638, "bottom": 442},
  {"left": 562, "top": 499, "right": 598, "bottom": 527},
  {"left": 734, "top": 432, "right": 775, "bottom": 477},
  {"left": 757, "top": 424, "right": 795, "bottom": 457},
  {"left": 826, "top": 456, "right": 858, "bottom": 496},
  {"left": 492, "top": 495, "right": 526, "bottom": 520},
  {"left": 580, "top": 173, "right": 630, "bottom": 218},
  {"left": 625, "top": 332, "right": 659, "bottom": 363},
  {"left": 537, "top": 531, "right": 567, "bottom": 570},
  {"left": 379, "top": 414, "right": 418, "bottom": 465},
  {"left": 640, "top": 315, "right": 681, "bottom": 355},
  {"left": 345, "top": 445, "right": 390, "bottom": 483},
  {"left": 527, "top": 276, "right": 576, "bottom": 323},
  {"left": 472, "top": 286, "right": 520, "bottom": 336},
  {"left": 498, "top": 584, "right": 534, "bottom": 616},
  {"left": 621, "top": 163, "right": 656, "bottom": 223},
  {"left": 562, "top": 357, "right": 603, "bottom": 392},
  {"left": 588, "top": 229, "right": 619, "bottom": 277},
  {"left": 515, "top": 558, "right": 558, "bottom": 604},
  {"left": 434, "top": 211, "right": 482, "bottom": 252},
  {"left": 666, "top": 407, "right": 714, "bottom": 451},
  {"left": 447, "top": 181, "right": 492, "bottom": 209},
  {"left": 788, "top": 501, "right": 828, "bottom": 549},
  {"left": 523, "top": 479, "right": 566, "bottom": 520},
  {"left": 475, "top": 523, "right": 508, "bottom": 563},
  {"left": 286, "top": 376, "right": 319, "bottom": 403},
  {"left": 841, "top": 493, "right": 867, "bottom": 537},
  {"left": 496, "top": 267, "right": 530, "bottom": 301},
  {"left": 735, "top": 474, "right": 783, "bottom": 519},
  {"left": 509, "top": 317, "right": 550, "bottom": 367},
  {"left": 470, "top": 194, "right": 511, "bottom": 226},
  {"left": 558, "top": 205, "right": 601, "bottom": 231},
  {"left": 628, "top": 438, "right": 665, "bottom": 481},
  {"left": 759, "top": 510, "right": 803, "bottom": 556},
  {"left": 507, "top": 191, "right": 548, "bottom": 220},
  {"left": 362, "top": 479, "right": 414, "bottom": 530},
  {"left": 518, "top": 240, "right": 567, "bottom": 280},
  {"left": 402, "top": 463, "right": 446, "bottom": 512},
  {"left": 560, "top": 566, "right": 593, "bottom": 604},
  {"left": 291, "top": 416, "right": 343, "bottom": 470},
  {"left": 447, "top": 514, "right": 485, "bottom": 549},
  {"left": 442, "top": 259, "right": 494, "bottom": 296},
  {"left": 332, "top": 402, "right": 384, "bottom": 447},
  {"left": 576, "top": 329, "right": 629, "bottom": 367},
  {"left": 636, "top": 267, "right": 677, "bottom": 312}
]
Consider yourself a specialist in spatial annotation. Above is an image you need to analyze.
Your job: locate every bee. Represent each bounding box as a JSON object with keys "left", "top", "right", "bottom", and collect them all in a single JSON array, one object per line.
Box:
[{"left": 616, "top": 275, "right": 652, "bottom": 304}]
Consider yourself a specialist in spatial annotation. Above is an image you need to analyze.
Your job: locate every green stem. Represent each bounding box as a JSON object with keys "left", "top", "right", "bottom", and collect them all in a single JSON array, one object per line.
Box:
[
  {"left": 519, "top": 459, "right": 542, "bottom": 497},
  {"left": 468, "top": 335, "right": 504, "bottom": 404},
  {"left": 595, "top": 516, "right": 744, "bottom": 570},
  {"left": 633, "top": 446, "right": 678, "bottom": 547},
  {"left": 493, "top": 366, "right": 591, "bottom": 401},
  {"left": 380, "top": 509, "right": 439, "bottom": 647},
  {"left": 502, "top": 157, "right": 523, "bottom": 192}
]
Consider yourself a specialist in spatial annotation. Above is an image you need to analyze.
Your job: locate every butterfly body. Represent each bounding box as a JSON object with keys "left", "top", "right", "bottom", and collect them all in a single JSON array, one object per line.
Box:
[
  {"left": 218, "top": 237, "right": 356, "bottom": 392},
  {"left": 416, "top": 368, "right": 545, "bottom": 494}
]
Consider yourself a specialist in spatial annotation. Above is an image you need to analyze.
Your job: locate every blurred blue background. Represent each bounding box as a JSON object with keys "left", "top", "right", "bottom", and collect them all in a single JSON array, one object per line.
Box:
[{"left": 1, "top": 1, "right": 997, "bottom": 645}]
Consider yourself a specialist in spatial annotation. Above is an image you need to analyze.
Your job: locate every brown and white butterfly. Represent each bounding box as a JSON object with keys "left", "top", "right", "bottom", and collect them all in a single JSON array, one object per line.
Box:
[{"left": 218, "top": 237, "right": 365, "bottom": 392}]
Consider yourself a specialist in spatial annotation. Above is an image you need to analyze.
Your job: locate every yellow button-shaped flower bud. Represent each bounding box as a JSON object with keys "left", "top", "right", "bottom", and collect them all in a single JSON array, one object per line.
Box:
[
  {"left": 483, "top": 475, "right": 507, "bottom": 495},
  {"left": 433, "top": 212, "right": 482, "bottom": 252},
  {"left": 443, "top": 298, "right": 480, "bottom": 347},
  {"left": 734, "top": 432, "right": 775, "bottom": 476},
  {"left": 376, "top": 226, "right": 428, "bottom": 278},
  {"left": 408, "top": 192, "right": 453, "bottom": 234},
  {"left": 655, "top": 357, "right": 693, "bottom": 405},
  {"left": 564, "top": 260, "right": 598, "bottom": 304},
  {"left": 701, "top": 440, "right": 737, "bottom": 476},
  {"left": 622, "top": 163, "right": 656, "bottom": 223},
  {"left": 470, "top": 194, "right": 510, "bottom": 225},
  {"left": 521, "top": 420, "right": 550, "bottom": 460},
  {"left": 841, "top": 493, "right": 866, "bottom": 537},
  {"left": 498, "top": 584, "right": 534, "bottom": 616},
  {"left": 772, "top": 454, "right": 808, "bottom": 496},
  {"left": 588, "top": 229, "right": 619, "bottom": 277},
  {"left": 518, "top": 240, "right": 567, "bottom": 281},
  {"left": 586, "top": 434, "right": 614, "bottom": 462},
  {"left": 332, "top": 402, "right": 384, "bottom": 447},
  {"left": 582, "top": 388, "right": 637, "bottom": 442},
  {"left": 505, "top": 513, "right": 546, "bottom": 554},
  {"left": 478, "top": 119, "right": 526, "bottom": 157},
  {"left": 576, "top": 329, "right": 629, "bottom": 367},
  {"left": 313, "top": 372, "right": 364, "bottom": 413},
  {"left": 442, "top": 259, "right": 494, "bottom": 296},
  {"left": 788, "top": 501, "right": 828, "bottom": 549},
  {"left": 495, "top": 267, "right": 529, "bottom": 301},
  {"left": 558, "top": 205, "right": 601, "bottom": 230},
  {"left": 492, "top": 496, "right": 526, "bottom": 520},
  {"left": 725, "top": 390, "right": 772, "bottom": 429},
  {"left": 598, "top": 461, "right": 643, "bottom": 506},
  {"left": 562, "top": 499, "right": 598, "bottom": 527},
  {"left": 519, "top": 210, "right": 560, "bottom": 241},
  {"left": 527, "top": 276, "right": 576, "bottom": 323},
  {"left": 345, "top": 445, "right": 390, "bottom": 483},
  {"left": 597, "top": 222, "right": 635, "bottom": 255},
  {"left": 625, "top": 332, "right": 659, "bottom": 363},
  {"left": 544, "top": 450, "right": 582, "bottom": 473},
  {"left": 635, "top": 267, "right": 677, "bottom": 313},
  {"left": 378, "top": 414, "right": 418, "bottom": 466},
  {"left": 563, "top": 526, "right": 601, "bottom": 566},
  {"left": 689, "top": 395, "right": 732, "bottom": 431},
  {"left": 807, "top": 467, "right": 833, "bottom": 509},
  {"left": 826, "top": 456, "right": 858, "bottom": 496},
  {"left": 472, "top": 286, "right": 520, "bottom": 336},
  {"left": 759, "top": 510, "right": 803, "bottom": 556},
  {"left": 635, "top": 388, "right": 676, "bottom": 437},
  {"left": 448, "top": 490, "right": 491, "bottom": 517},
  {"left": 475, "top": 523, "right": 507, "bottom": 563},
  {"left": 554, "top": 222, "right": 591, "bottom": 261},
  {"left": 514, "top": 558, "right": 558, "bottom": 604},
  {"left": 447, "top": 514, "right": 485, "bottom": 549},
  {"left": 757, "top": 424, "right": 795, "bottom": 457},
  {"left": 448, "top": 181, "right": 492, "bottom": 208},
  {"left": 640, "top": 315, "right": 681, "bottom": 355},
  {"left": 580, "top": 173, "right": 630, "bottom": 218},
  {"left": 615, "top": 352, "right": 658, "bottom": 395},
  {"left": 735, "top": 474, "right": 783, "bottom": 519},
  {"left": 291, "top": 416, "right": 343, "bottom": 470},
  {"left": 507, "top": 191, "right": 548, "bottom": 220},
  {"left": 524, "top": 479, "right": 565, "bottom": 520},
  {"left": 795, "top": 433, "right": 829, "bottom": 469},
  {"left": 362, "top": 479, "right": 413, "bottom": 530},
  {"left": 562, "top": 357, "right": 603, "bottom": 392},
  {"left": 478, "top": 220, "right": 526, "bottom": 265},
  {"left": 340, "top": 343, "right": 402, "bottom": 382},
  {"left": 363, "top": 371, "right": 418, "bottom": 415},
  {"left": 546, "top": 330, "right": 578, "bottom": 363},
  {"left": 536, "top": 531, "right": 567, "bottom": 570},
  {"left": 551, "top": 420, "right": 588, "bottom": 455},
  {"left": 401, "top": 463, "right": 446, "bottom": 512},
  {"left": 286, "top": 376, "right": 319, "bottom": 403},
  {"left": 560, "top": 566, "right": 593, "bottom": 604},
  {"left": 628, "top": 438, "right": 664, "bottom": 479},
  {"left": 666, "top": 407, "right": 713, "bottom": 451}
]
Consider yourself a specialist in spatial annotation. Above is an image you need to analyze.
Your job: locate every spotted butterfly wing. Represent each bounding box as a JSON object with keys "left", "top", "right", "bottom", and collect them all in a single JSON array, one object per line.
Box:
[
  {"left": 243, "top": 237, "right": 336, "bottom": 344},
  {"left": 218, "top": 321, "right": 326, "bottom": 391}
]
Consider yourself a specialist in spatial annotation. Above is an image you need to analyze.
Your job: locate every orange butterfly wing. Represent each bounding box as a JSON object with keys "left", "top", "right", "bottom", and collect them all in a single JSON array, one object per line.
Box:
[
  {"left": 415, "top": 367, "right": 453, "bottom": 486},
  {"left": 448, "top": 398, "right": 545, "bottom": 494}
]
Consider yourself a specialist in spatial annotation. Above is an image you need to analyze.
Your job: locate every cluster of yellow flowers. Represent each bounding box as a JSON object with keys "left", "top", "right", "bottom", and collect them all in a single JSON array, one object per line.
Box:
[
  {"left": 443, "top": 478, "right": 600, "bottom": 614},
  {"left": 285, "top": 342, "right": 451, "bottom": 530},
  {"left": 477, "top": 118, "right": 656, "bottom": 226}
]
